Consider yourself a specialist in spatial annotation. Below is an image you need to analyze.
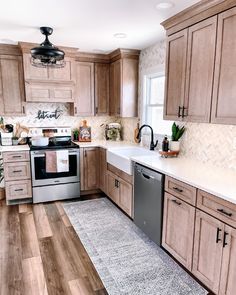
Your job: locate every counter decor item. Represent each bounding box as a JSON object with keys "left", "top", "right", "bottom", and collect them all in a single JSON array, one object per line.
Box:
[
  {"left": 79, "top": 120, "right": 91, "bottom": 142},
  {"left": 162, "top": 135, "right": 169, "bottom": 152},
  {"left": 12, "top": 137, "right": 19, "bottom": 145},
  {"left": 134, "top": 122, "right": 140, "bottom": 143},
  {"left": 170, "top": 122, "right": 185, "bottom": 152},
  {"left": 105, "top": 123, "right": 122, "bottom": 141},
  {"left": 31, "top": 136, "right": 49, "bottom": 147}
]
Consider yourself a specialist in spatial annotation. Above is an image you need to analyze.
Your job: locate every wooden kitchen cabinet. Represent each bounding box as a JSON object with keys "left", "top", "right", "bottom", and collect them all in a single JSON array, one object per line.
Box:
[
  {"left": 109, "top": 57, "right": 139, "bottom": 117},
  {"left": 95, "top": 63, "right": 109, "bottom": 116},
  {"left": 3, "top": 151, "right": 32, "bottom": 205},
  {"left": 73, "top": 62, "right": 95, "bottom": 116},
  {"left": 192, "top": 210, "right": 223, "bottom": 294},
  {"left": 219, "top": 225, "right": 236, "bottom": 295},
  {"left": 184, "top": 16, "right": 217, "bottom": 122},
  {"left": 164, "top": 16, "right": 217, "bottom": 122},
  {"left": 162, "top": 192, "right": 195, "bottom": 270},
  {"left": 0, "top": 55, "right": 25, "bottom": 116},
  {"left": 80, "top": 147, "right": 99, "bottom": 191},
  {"left": 164, "top": 29, "right": 188, "bottom": 120},
  {"left": 106, "top": 166, "right": 133, "bottom": 218},
  {"left": 99, "top": 148, "right": 107, "bottom": 194},
  {"left": 211, "top": 7, "right": 236, "bottom": 125}
]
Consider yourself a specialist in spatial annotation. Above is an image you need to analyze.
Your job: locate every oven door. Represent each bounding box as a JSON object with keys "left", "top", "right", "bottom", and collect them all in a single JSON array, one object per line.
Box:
[{"left": 31, "top": 149, "right": 80, "bottom": 187}]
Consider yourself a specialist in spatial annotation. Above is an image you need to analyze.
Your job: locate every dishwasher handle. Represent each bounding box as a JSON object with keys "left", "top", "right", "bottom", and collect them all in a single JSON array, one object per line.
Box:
[{"left": 142, "top": 173, "right": 154, "bottom": 180}]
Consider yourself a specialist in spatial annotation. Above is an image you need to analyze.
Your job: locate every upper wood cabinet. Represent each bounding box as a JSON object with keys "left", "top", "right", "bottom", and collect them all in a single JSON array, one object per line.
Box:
[
  {"left": 164, "top": 29, "right": 188, "bottom": 120},
  {"left": 184, "top": 16, "right": 217, "bottom": 122},
  {"left": 164, "top": 16, "right": 217, "bottom": 122},
  {"left": 73, "top": 62, "right": 95, "bottom": 116},
  {"left": 95, "top": 63, "right": 109, "bottom": 116},
  {"left": 0, "top": 55, "right": 25, "bottom": 116},
  {"left": 211, "top": 7, "right": 236, "bottom": 125},
  {"left": 109, "top": 57, "right": 139, "bottom": 117}
]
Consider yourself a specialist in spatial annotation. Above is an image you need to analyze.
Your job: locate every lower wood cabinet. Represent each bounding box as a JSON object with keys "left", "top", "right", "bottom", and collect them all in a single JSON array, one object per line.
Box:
[
  {"left": 3, "top": 151, "right": 32, "bottom": 205},
  {"left": 80, "top": 147, "right": 99, "bottom": 191},
  {"left": 162, "top": 192, "right": 195, "bottom": 270},
  {"left": 192, "top": 210, "right": 223, "bottom": 293},
  {"left": 99, "top": 148, "right": 107, "bottom": 194},
  {"left": 192, "top": 209, "right": 236, "bottom": 295},
  {"left": 106, "top": 168, "right": 133, "bottom": 217}
]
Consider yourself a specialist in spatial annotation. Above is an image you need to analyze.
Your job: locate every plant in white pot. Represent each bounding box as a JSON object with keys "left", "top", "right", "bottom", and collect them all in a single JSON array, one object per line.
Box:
[{"left": 170, "top": 122, "right": 185, "bottom": 152}]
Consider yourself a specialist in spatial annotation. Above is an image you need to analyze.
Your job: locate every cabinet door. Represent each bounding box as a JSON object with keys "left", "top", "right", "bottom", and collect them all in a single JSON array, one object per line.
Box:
[
  {"left": 99, "top": 148, "right": 107, "bottom": 194},
  {"left": 119, "top": 178, "right": 133, "bottom": 217},
  {"left": 95, "top": 63, "right": 109, "bottom": 115},
  {"left": 162, "top": 193, "right": 195, "bottom": 270},
  {"left": 0, "top": 55, "right": 25, "bottom": 116},
  {"left": 109, "top": 60, "right": 121, "bottom": 116},
  {"left": 107, "top": 171, "right": 119, "bottom": 204},
  {"left": 211, "top": 7, "right": 236, "bottom": 125},
  {"left": 184, "top": 16, "right": 217, "bottom": 122},
  {"left": 75, "top": 62, "right": 94, "bottom": 116},
  {"left": 121, "top": 58, "right": 138, "bottom": 117},
  {"left": 164, "top": 29, "right": 188, "bottom": 120},
  {"left": 83, "top": 148, "right": 99, "bottom": 190},
  {"left": 192, "top": 210, "right": 223, "bottom": 294},
  {"left": 219, "top": 225, "right": 236, "bottom": 295}
]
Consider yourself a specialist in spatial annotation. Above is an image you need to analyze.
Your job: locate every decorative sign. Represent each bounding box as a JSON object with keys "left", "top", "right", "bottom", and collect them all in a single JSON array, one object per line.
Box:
[{"left": 36, "top": 108, "right": 63, "bottom": 120}]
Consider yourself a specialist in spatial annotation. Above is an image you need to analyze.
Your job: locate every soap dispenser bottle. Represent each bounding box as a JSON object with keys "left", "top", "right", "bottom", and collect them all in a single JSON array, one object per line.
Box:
[{"left": 162, "top": 135, "right": 169, "bottom": 152}]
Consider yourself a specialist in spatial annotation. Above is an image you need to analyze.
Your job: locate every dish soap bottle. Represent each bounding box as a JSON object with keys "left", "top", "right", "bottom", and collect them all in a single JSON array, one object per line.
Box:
[{"left": 162, "top": 135, "right": 169, "bottom": 152}]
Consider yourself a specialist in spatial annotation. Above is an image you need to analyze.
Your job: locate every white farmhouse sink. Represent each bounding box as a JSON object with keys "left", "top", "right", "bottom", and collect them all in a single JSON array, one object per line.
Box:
[{"left": 107, "top": 146, "right": 154, "bottom": 175}]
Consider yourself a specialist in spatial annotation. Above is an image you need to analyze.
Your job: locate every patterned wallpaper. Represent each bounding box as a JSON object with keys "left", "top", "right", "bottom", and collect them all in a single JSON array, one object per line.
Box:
[{"left": 137, "top": 40, "right": 236, "bottom": 171}]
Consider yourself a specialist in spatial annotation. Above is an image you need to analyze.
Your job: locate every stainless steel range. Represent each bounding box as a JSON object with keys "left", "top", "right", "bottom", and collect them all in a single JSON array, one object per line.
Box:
[{"left": 29, "top": 127, "right": 80, "bottom": 203}]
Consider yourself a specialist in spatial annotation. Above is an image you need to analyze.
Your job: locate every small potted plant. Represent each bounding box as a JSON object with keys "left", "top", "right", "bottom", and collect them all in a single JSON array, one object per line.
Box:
[
  {"left": 73, "top": 128, "right": 79, "bottom": 141},
  {"left": 170, "top": 122, "right": 185, "bottom": 152}
]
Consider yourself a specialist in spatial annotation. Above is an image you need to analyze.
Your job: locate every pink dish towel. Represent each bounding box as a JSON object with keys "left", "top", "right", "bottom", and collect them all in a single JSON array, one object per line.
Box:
[{"left": 46, "top": 151, "right": 57, "bottom": 173}]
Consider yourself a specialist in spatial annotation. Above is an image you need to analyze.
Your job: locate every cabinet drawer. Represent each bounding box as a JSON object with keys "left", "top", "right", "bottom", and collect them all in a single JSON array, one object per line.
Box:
[
  {"left": 5, "top": 179, "right": 32, "bottom": 200},
  {"left": 3, "top": 151, "right": 29, "bottom": 163},
  {"left": 197, "top": 190, "right": 236, "bottom": 228},
  {"left": 165, "top": 176, "right": 197, "bottom": 205},
  {"left": 4, "top": 162, "right": 31, "bottom": 181}
]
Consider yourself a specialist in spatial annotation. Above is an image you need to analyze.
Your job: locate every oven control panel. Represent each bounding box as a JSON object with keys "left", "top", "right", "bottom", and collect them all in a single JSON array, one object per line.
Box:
[{"left": 28, "top": 127, "right": 71, "bottom": 137}]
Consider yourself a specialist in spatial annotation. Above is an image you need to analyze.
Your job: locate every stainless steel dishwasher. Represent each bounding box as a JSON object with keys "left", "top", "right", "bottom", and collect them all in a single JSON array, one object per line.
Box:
[{"left": 134, "top": 163, "right": 164, "bottom": 246}]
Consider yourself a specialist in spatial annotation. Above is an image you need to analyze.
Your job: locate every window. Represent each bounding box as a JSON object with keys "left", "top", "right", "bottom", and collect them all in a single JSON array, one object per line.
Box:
[{"left": 142, "top": 73, "right": 173, "bottom": 136}]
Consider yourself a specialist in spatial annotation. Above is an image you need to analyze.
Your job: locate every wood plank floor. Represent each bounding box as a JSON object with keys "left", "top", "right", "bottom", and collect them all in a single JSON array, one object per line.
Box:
[{"left": 0, "top": 195, "right": 108, "bottom": 295}]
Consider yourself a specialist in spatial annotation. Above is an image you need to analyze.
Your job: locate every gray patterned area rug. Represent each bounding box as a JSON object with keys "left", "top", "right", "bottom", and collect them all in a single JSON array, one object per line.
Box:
[{"left": 63, "top": 198, "right": 207, "bottom": 295}]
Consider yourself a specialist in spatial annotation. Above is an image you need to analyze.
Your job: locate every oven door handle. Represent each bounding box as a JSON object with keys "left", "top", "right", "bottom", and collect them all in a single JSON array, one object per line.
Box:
[{"left": 31, "top": 149, "right": 79, "bottom": 156}]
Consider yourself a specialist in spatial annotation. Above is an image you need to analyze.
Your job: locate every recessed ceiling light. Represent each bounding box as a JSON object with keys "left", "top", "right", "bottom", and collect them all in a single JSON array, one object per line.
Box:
[
  {"left": 113, "top": 33, "right": 127, "bottom": 39},
  {"left": 156, "top": 1, "right": 174, "bottom": 9}
]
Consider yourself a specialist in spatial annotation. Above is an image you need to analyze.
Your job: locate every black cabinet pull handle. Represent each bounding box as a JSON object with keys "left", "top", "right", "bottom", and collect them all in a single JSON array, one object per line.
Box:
[
  {"left": 173, "top": 187, "right": 183, "bottom": 193},
  {"left": 223, "top": 232, "right": 229, "bottom": 248},
  {"left": 117, "top": 180, "right": 119, "bottom": 188},
  {"left": 171, "top": 199, "right": 182, "bottom": 206},
  {"left": 216, "top": 227, "right": 222, "bottom": 243},
  {"left": 182, "top": 106, "right": 188, "bottom": 118},
  {"left": 12, "top": 155, "right": 22, "bottom": 158},
  {"left": 217, "top": 208, "right": 232, "bottom": 217},
  {"left": 178, "top": 106, "right": 182, "bottom": 118},
  {"left": 15, "top": 188, "right": 23, "bottom": 192},
  {"left": 13, "top": 170, "right": 22, "bottom": 173}
]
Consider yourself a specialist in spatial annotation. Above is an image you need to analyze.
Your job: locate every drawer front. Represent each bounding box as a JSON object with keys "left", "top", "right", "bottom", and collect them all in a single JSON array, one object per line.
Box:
[
  {"left": 3, "top": 151, "right": 30, "bottom": 163},
  {"left": 5, "top": 179, "right": 32, "bottom": 201},
  {"left": 197, "top": 190, "right": 236, "bottom": 228},
  {"left": 4, "top": 162, "right": 31, "bottom": 181},
  {"left": 165, "top": 176, "right": 197, "bottom": 205}
]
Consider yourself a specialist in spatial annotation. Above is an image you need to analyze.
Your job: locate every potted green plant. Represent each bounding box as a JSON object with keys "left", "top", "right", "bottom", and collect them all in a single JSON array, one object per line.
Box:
[
  {"left": 170, "top": 122, "right": 185, "bottom": 151},
  {"left": 73, "top": 129, "right": 79, "bottom": 141}
]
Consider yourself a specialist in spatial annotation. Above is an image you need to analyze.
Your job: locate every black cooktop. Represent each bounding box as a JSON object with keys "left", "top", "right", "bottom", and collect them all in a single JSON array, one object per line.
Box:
[{"left": 30, "top": 137, "right": 79, "bottom": 151}]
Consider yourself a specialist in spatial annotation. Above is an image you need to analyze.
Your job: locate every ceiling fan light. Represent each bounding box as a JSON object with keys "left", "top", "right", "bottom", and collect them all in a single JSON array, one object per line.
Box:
[{"left": 31, "top": 27, "right": 65, "bottom": 68}]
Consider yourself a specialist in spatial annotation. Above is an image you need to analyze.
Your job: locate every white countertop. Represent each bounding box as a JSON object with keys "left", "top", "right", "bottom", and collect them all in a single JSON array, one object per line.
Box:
[
  {"left": 0, "top": 144, "right": 30, "bottom": 152},
  {"left": 130, "top": 155, "right": 236, "bottom": 205},
  {"left": 74, "top": 140, "right": 137, "bottom": 149}
]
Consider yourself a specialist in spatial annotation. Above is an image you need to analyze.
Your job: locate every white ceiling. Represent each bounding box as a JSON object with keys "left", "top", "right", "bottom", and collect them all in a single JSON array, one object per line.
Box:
[{"left": 0, "top": 0, "right": 199, "bottom": 53}]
